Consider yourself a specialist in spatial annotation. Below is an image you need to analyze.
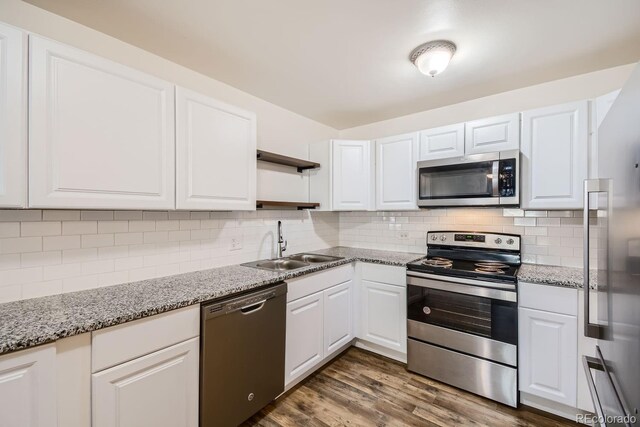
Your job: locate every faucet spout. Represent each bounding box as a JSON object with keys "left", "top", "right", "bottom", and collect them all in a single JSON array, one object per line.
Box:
[{"left": 277, "top": 220, "right": 287, "bottom": 258}]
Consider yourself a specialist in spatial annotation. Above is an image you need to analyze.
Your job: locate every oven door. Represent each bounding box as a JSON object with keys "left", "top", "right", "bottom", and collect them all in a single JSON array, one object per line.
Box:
[{"left": 407, "top": 272, "right": 517, "bottom": 366}]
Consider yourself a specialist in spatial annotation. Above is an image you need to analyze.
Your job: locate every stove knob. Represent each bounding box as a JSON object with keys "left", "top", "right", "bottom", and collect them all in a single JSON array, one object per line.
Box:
[
  {"left": 507, "top": 238, "right": 515, "bottom": 245},
  {"left": 431, "top": 235, "right": 438, "bottom": 241},
  {"left": 440, "top": 235, "right": 447, "bottom": 242},
  {"left": 495, "top": 238, "right": 502, "bottom": 244}
]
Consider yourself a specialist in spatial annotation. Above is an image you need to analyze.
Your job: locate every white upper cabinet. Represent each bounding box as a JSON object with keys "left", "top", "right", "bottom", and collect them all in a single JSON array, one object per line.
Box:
[
  {"left": 29, "top": 36, "right": 175, "bottom": 210},
  {"left": 521, "top": 100, "right": 589, "bottom": 209},
  {"left": 0, "top": 22, "right": 26, "bottom": 208},
  {"left": 375, "top": 133, "right": 418, "bottom": 210},
  {"left": 464, "top": 113, "right": 520, "bottom": 155},
  {"left": 590, "top": 89, "right": 620, "bottom": 180},
  {"left": 417, "top": 123, "right": 464, "bottom": 161},
  {"left": 0, "top": 344, "right": 57, "bottom": 427},
  {"left": 332, "top": 140, "right": 373, "bottom": 211},
  {"left": 176, "top": 87, "right": 256, "bottom": 210}
]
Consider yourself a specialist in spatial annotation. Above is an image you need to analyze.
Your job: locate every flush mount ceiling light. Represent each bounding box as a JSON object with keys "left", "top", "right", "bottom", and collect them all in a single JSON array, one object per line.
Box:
[{"left": 410, "top": 40, "right": 457, "bottom": 77}]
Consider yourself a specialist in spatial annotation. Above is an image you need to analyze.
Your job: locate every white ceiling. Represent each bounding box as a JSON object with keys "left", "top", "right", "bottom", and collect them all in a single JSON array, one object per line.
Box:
[{"left": 25, "top": 0, "right": 640, "bottom": 129}]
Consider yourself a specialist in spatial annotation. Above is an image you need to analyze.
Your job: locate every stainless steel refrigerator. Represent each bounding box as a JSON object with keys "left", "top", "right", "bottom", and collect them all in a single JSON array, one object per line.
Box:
[{"left": 583, "top": 62, "right": 640, "bottom": 426}]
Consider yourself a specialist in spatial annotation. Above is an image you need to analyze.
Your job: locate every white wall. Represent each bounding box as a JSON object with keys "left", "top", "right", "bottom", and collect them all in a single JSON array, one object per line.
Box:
[
  {"left": 339, "top": 64, "right": 635, "bottom": 140},
  {"left": 0, "top": 0, "right": 339, "bottom": 202}
]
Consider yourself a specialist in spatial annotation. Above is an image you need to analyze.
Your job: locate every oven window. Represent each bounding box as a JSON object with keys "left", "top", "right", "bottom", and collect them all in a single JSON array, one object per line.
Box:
[
  {"left": 419, "top": 161, "right": 494, "bottom": 199},
  {"left": 407, "top": 286, "right": 517, "bottom": 345}
]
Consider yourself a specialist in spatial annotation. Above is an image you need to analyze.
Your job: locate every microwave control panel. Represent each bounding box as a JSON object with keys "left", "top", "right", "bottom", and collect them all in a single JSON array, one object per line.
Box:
[{"left": 499, "top": 159, "right": 517, "bottom": 197}]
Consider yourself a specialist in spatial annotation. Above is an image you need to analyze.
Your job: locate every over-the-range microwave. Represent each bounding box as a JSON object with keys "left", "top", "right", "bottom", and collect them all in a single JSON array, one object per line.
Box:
[{"left": 417, "top": 150, "right": 519, "bottom": 207}]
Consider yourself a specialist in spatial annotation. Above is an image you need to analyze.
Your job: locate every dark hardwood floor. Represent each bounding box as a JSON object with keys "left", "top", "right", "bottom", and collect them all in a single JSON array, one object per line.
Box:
[{"left": 243, "top": 348, "right": 577, "bottom": 427}]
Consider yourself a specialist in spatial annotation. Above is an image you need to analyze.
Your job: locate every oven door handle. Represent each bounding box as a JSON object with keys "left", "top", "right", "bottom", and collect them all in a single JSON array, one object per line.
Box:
[{"left": 407, "top": 274, "right": 517, "bottom": 302}]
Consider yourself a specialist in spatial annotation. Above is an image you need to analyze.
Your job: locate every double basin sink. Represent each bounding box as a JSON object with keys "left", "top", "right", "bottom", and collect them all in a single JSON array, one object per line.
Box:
[{"left": 242, "top": 253, "right": 344, "bottom": 272}]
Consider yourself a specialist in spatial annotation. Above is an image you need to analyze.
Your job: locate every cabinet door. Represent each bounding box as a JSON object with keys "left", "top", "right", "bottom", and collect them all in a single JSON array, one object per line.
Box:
[
  {"left": 0, "top": 22, "right": 26, "bottom": 208},
  {"left": 29, "top": 36, "right": 175, "bottom": 209},
  {"left": 417, "top": 123, "right": 464, "bottom": 161},
  {"left": 0, "top": 344, "right": 56, "bottom": 427},
  {"left": 332, "top": 140, "right": 372, "bottom": 210},
  {"left": 375, "top": 133, "right": 418, "bottom": 210},
  {"left": 590, "top": 89, "right": 620, "bottom": 180},
  {"left": 518, "top": 307, "right": 577, "bottom": 406},
  {"left": 521, "top": 101, "right": 588, "bottom": 209},
  {"left": 360, "top": 280, "right": 406, "bottom": 353},
  {"left": 176, "top": 87, "right": 256, "bottom": 210},
  {"left": 323, "top": 280, "right": 353, "bottom": 355},
  {"left": 465, "top": 113, "right": 520, "bottom": 155},
  {"left": 92, "top": 337, "right": 199, "bottom": 427},
  {"left": 285, "top": 292, "right": 324, "bottom": 385}
]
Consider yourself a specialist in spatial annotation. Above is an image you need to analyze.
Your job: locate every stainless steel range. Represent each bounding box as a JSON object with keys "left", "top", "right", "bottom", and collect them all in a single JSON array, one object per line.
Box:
[{"left": 406, "top": 231, "right": 521, "bottom": 407}]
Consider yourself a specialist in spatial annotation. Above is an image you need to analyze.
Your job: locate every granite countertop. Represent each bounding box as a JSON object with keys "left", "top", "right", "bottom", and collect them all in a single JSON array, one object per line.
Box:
[
  {"left": 0, "top": 246, "right": 423, "bottom": 355},
  {"left": 517, "top": 263, "right": 596, "bottom": 289}
]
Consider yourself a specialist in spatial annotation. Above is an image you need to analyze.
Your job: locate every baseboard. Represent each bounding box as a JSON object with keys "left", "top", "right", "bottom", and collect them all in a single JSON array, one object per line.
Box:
[
  {"left": 354, "top": 339, "right": 407, "bottom": 363},
  {"left": 520, "top": 392, "right": 594, "bottom": 424}
]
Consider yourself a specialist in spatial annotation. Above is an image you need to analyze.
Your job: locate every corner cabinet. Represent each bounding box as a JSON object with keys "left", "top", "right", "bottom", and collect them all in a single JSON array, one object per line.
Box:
[
  {"left": 521, "top": 101, "right": 589, "bottom": 209},
  {"left": 176, "top": 87, "right": 256, "bottom": 210},
  {"left": 358, "top": 263, "right": 407, "bottom": 357},
  {"left": 464, "top": 113, "right": 520, "bottom": 155},
  {"left": 375, "top": 133, "right": 418, "bottom": 210},
  {"left": 0, "top": 344, "right": 57, "bottom": 427},
  {"left": 0, "top": 22, "right": 27, "bottom": 208},
  {"left": 331, "top": 140, "right": 373, "bottom": 211},
  {"left": 417, "top": 123, "right": 464, "bottom": 161},
  {"left": 28, "top": 36, "right": 175, "bottom": 210}
]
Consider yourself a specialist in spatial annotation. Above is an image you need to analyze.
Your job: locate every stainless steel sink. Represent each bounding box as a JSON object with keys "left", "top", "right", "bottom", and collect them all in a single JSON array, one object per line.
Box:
[
  {"left": 241, "top": 253, "right": 344, "bottom": 272},
  {"left": 287, "top": 253, "right": 343, "bottom": 263},
  {"left": 254, "top": 259, "right": 309, "bottom": 271}
]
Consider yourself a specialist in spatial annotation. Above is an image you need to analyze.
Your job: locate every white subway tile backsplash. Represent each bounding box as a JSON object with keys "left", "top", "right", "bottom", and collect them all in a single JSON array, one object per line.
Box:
[
  {"left": 128, "top": 221, "right": 156, "bottom": 232},
  {"left": 114, "top": 211, "right": 143, "bottom": 220},
  {"left": 98, "top": 221, "right": 128, "bottom": 234},
  {"left": 81, "top": 234, "right": 115, "bottom": 248},
  {"left": 63, "top": 221, "right": 98, "bottom": 235},
  {"left": 0, "top": 237, "right": 43, "bottom": 254},
  {"left": 0, "top": 222, "right": 20, "bottom": 239},
  {"left": 43, "top": 210, "right": 80, "bottom": 221},
  {"left": 21, "top": 222, "right": 61, "bottom": 237},
  {"left": 43, "top": 235, "right": 81, "bottom": 251},
  {"left": 21, "top": 251, "right": 62, "bottom": 268},
  {"left": 0, "top": 210, "right": 42, "bottom": 222},
  {"left": 81, "top": 211, "right": 114, "bottom": 221}
]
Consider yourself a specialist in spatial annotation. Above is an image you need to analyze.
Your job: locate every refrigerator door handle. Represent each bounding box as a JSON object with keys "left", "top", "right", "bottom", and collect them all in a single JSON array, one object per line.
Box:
[{"left": 583, "top": 179, "right": 611, "bottom": 339}]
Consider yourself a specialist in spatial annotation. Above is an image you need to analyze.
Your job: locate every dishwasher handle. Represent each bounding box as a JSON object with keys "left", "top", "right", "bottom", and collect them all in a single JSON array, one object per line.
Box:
[{"left": 202, "top": 282, "right": 287, "bottom": 320}]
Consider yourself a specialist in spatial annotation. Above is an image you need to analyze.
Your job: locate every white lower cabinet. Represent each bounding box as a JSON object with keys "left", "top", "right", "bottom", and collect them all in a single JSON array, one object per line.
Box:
[
  {"left": 323, "top": 280, "right": 354, "bottom": 354},
  {"left": 518, "top": 307, "right": 577, "bottom": 406},
  {"left": 0, "top": 344, "right": 57, "bottom": 427},
  {"left": 92, "top": 337, "right": 199, "bottom": 427},
  {"left": 285, "top": 291, "right": 325, "bottom": 385},
  {"left": 360, "top": 279, "right": 406, "bottom": 354}
]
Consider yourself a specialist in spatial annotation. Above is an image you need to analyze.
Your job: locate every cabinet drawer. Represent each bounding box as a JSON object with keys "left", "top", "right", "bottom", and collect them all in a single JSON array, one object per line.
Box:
[
  {"left": 287, "top": 263, "right": 354, "bottom": 302},
  {"left": 361, "top": 263, "right": 406, "bottom": 287},
  {"left": 92, "top": 305, "right": 199, "bottom": 373},
  {"left": 518, "top": 282, "right": 577, "bottom": 316}
]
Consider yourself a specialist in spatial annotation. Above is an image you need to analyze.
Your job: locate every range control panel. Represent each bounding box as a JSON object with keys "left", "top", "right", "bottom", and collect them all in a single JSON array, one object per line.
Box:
[{"left": 427, "top": 231, "right": 520, "bottom": 251}]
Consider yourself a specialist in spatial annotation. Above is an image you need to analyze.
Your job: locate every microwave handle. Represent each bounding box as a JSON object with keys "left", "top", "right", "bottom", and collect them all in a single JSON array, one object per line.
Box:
[{"left": 491, "top": 161, "right": 500, "bottom": 197}]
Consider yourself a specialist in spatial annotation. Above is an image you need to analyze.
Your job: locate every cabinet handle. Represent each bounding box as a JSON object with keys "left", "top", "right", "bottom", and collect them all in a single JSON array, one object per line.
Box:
[{"left": 583, "top": 179, "right": 611, "bottom": 339}]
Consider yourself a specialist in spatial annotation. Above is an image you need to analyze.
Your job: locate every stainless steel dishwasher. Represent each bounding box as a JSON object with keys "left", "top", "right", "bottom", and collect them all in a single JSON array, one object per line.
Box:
[{"left": 200, "top": 282, "right": 286, "bottom": 427}]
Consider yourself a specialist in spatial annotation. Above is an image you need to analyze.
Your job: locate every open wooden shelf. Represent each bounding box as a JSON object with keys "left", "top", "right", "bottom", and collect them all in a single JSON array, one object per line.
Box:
[
  {"left": 257, "top": 150, "right": 320, "bottom": 173},
  {"left": 256, "top": 200, "right": 320, "bottom": 210}
]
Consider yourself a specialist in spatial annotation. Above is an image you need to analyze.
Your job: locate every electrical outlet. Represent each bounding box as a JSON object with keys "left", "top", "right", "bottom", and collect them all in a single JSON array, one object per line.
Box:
[
  {"left": 229, "top": 237, "right": 243, "bottom": 251},
  {"left": 399, "top": 231, "right": 409, "bottom": 239}
]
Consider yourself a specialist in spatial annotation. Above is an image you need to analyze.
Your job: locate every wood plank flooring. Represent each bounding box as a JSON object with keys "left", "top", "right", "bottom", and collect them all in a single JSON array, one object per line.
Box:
[{"left": 243, "top": 348, "right": 577, "bottom": 427}]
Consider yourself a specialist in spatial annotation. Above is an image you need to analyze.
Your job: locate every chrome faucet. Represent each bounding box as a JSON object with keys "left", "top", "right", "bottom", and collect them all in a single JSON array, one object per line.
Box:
[{"left": 277, "top": 220, "right": 287, "bottom": 258}]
